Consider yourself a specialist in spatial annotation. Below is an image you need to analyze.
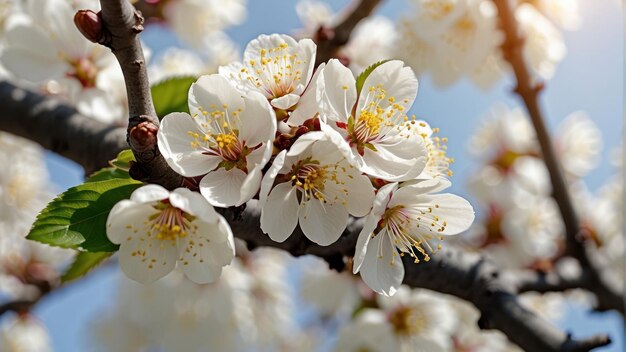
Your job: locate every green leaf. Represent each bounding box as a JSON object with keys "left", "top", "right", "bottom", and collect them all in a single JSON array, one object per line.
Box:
[
  {"left": 61, "top": 251, "right": 113, "bottom": 283},
  {"left": 110, "top": 149, "right": 135, "bottom": 171},
  {"left": 86, "top": 167, "right": 131, "bottom": 182},
  {"left": 151, "top": 76, "right": 197, "bottom": 119},
  {"left": 27, "top": 179, "right": 142, "bottom": 252},
  {"left": 355, "top": 60, "right": 390, "bottom": 96}
]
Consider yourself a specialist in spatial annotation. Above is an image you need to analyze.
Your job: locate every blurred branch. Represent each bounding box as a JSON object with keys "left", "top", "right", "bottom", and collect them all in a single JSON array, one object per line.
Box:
[
  {"left": 0, "top": 80, "right": 125, "bottom": 175},
  {"left": 314, "top": 0, "right": 383, "bottom": 66},
  {"left": 493, "top": 0, "right": 624, "bottom": 313}
]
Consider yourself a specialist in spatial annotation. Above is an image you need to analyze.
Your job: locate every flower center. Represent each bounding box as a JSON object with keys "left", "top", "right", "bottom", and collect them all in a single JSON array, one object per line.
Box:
[
  {"left": 344, "top": 84, "right": 411, "bottom": 155},
  {"left": 189, "top": 105, "right": 257, "bottom": 172},
  {"left": 288, "top": 158, "right": 347, "bottom": 205},
  {"left": 147, "top": 201, "right": 195, "bottom": 241},
  {"left": 241, "top": 41, "right": 303, "bottom": 99},
  {"left": 421, "top": 125, "right": 454, "bottom": 178},
  {"left": 376, "top": 204, "right": 445, "bottom": 264},
  {"left": 66, "top": 57, "right": 98, "bottom": 88},
  {"left": 388, "top": 305, "right": 427, "bottom": 337}
]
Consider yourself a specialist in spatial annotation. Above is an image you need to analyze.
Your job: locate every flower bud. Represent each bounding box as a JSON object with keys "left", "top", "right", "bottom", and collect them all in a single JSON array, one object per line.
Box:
[{"left": 74, "top": 10, "right": 102, "bottom": 43}]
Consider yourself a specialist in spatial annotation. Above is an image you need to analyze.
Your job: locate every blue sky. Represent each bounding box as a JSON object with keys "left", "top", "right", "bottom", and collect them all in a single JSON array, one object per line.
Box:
[{"left": 38, "top": 0, "right": 623, "bottom": 350}]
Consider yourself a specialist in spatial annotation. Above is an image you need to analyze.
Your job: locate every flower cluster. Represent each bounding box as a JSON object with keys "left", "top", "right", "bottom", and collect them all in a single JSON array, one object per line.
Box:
[
  {"left": 107, "top": 33, "right": 474, "bottom": 295},
  {"left": 464, "top": 104, "right": 603, "bottom": 270},
  {"left": 397, "top": 0, "right": 575, "bottom": 88}
]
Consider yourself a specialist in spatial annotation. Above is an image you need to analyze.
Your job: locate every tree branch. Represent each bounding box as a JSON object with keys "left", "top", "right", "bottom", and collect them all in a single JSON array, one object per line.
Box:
[
  {"left": 493, "top": 0, "right": 624, "bottom": 313},
  {"left": 0, "top": 80, "right": 125, "bottom": 174},
  {"left": 75, "top": 1, "right": 183, "bottom": 189},
  {"left": 314, "top": 0, "right": 383, "bottom": 66}
]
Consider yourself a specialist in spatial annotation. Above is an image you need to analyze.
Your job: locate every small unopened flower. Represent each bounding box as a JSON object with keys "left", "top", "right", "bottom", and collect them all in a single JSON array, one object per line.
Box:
[
  {"left": 353, "top": 179, "right": 474, "bottom": 296},
  {"left": 259, "top": 133, "right": 375, "bottom": 245},
  {"left": 318, "top": 59, "right": 428, "bottom": 182},
  {"left": 106, "top": 185, "right": 235, "bottom": 284},
  {"left": 158, "top": 74, "right": 276, "bottom": 207}
]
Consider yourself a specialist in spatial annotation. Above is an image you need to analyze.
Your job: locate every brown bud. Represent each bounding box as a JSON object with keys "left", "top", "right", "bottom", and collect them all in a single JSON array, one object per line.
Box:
[
  {"left": 316, "top": 26, "right": 334, "bottom": 42},
  {"left": 129, "top": 121, "right": 158, "bottom": 153},
  {"left": 74, "top": 10, "right": 102, "bottom": 43}
]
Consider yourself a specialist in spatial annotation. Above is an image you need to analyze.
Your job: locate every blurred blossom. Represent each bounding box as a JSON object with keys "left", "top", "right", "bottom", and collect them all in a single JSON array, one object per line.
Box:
[
  {"left": 164, "top": 0, "right": 245, "bottom": 52},
  {"left": 0, "top": 132, "right": 72, "bottom": 301},
  {"left": 335, "top": 287, "right": 457, "bottom": 352},
  {"left": 447, "top": 295, "right": 523, "bottom": 352},
  {"left": 148, "top": 34, "right": 240, "bottom": 83},
  {"left": 528, "top": 0, "right": 581, "bottom": 30},
  {"left": 0, "top": 314, "right": 52, "bottom": 352},
  {"left": 398, "top": 0, "right": 571, "bottom": 88},
  {"left": 295, "top": 0, "right": 397, "bottom": 74},
  {"left": 93, "top": 249, "right": 296, "bottom": 351},
  {"left": 0, "top": 0, "right": 128, "bottom": 124},
  {"left": 299, "top": 256, "right": 361, "bottom": 317},
  {"left": 519, "top": 292, "right": 566, "bottom": 322}
]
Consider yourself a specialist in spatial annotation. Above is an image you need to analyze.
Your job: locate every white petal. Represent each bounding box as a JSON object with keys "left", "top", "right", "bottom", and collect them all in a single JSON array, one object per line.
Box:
[
  {"left": 400, "top": 178, "right": 452, "bottom": 194},
  {"left": 118, "top": 236, "right": 178, "bottom": 283},
  {"left": 359, "top": 233, "right": 404, "bottom": 296},
  {"left": 357, "top": 60, "right": 418, "bottom": 114},
  {"left": 286, "top": 131, "right": 326, "bottom": 157},
  {"left": 260, "top": 182, "right": 299, "bottom": 242},
  {"left": 259, "top": 150, "right": 287, "bottom": 205},
  {"left": 372, "top": 183, "right": 398, "bottom": 217},
  {"left": 106, "top": 201, "right": 154, "bottom": 244},
  {"left": 130, "top": 184, "right": 169, "bottom": 204},
  {"left": 319, "top": 59, "right": 357, "bottom": 122},
  {"left": 297, "top": 38, "right": 317, "bottom": 94},
  {"left": 361, "top": 146, "right": 427, "bottom": 182},
  {"left": 158, "top": 112, "right": 221, "bottom": 176},
  {"left": 169, "top": 188, "right": 218, "bottom": 224},
  {"left": 346, "top": 174, "right": 375, "bottom": 217},
  {"left": 299, "top": 199, "right": 348, "bottom": 245},
  {"left": 180, "top": 216, "right": 235, "bottom": 284},
  {"left": 1, "top": 24, "right": 64, "bottom": 82},
  {"left": 199, "top": 168, "right": 247, "bottom": 207},
  {"left": 239, "top": 166, "right": 263, "bottom": 205},
  {"left": 189, "top": 74, "right": 244, "bottom": 119},
  {"left": 421, "top": 194, "right": 475, "bottom": 235},
  {"left": 287, "top": 63, "right": 325, "bottom": 126},
  {"left": 238, "top": 91, "right": 277, "bottom": 147},
  {"left": 353, "top": 215, "right": 379, "bottom": 273},
  {"left": 271, "top": 93, "right": 300, "bottom": 110}
]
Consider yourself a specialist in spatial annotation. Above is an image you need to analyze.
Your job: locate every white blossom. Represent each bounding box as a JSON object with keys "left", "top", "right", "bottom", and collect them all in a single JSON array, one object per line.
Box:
[
  {"left": 157, "top": 74, "right": 276, "bottom": 207},
  {"left": 106, "top": 185, "right": 235, "bottom": 284},
  {"left": 164, "top": 0, "right": 245, "bottom": 51},
  {"left": 260, "top": 133, "right": 375, "bottom": 245},
  {"left": 318, "top": 59, "right": 428, "bottom": 182},
  {"left": 354, "top": 179, "right": 474, "bottom": 296},
  {"left": 0, "top": 314, "right": 52, "bottom": 352},
  {"left": 219, "top": 33, "right": 316, "bottom": 112}
]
